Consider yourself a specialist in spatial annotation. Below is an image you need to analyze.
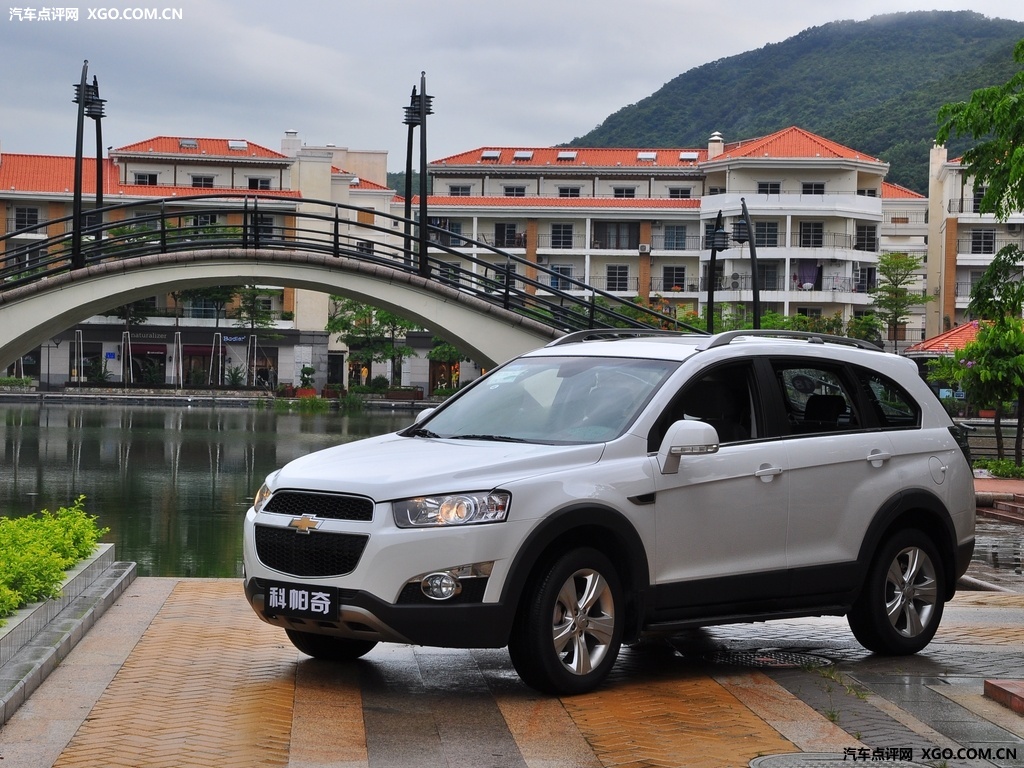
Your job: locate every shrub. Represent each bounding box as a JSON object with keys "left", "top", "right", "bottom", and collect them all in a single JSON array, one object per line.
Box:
[
  {"left": 0, "top": 496, "right": 108, "bottom": 624},
  {"left": 973, "top": 458, "right": 1024, "bottom": 478}
]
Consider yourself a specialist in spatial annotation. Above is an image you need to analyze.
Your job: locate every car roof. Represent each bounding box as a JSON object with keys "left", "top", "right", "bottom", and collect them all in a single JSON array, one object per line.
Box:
[{"left": 525, "top": 329, "right": 899, "bottom": 367}]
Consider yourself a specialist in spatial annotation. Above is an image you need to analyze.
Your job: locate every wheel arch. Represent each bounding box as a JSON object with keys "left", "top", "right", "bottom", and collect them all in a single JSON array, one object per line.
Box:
[
  {"left": 499, "top": 504, "right": 651, "bottom": 643},
  {"left": 856, "top": 489, "right": 960, "bottom": 601}
]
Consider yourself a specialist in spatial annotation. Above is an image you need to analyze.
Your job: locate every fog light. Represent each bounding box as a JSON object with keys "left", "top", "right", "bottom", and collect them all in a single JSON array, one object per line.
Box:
[{"left": 421, "top": 572, "right": 461, "bottom": 600}]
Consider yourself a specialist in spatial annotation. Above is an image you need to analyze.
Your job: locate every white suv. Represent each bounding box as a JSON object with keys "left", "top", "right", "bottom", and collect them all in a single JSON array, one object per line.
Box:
[{"left": 243, "top": 330, "right": 975, "bottom": 695}]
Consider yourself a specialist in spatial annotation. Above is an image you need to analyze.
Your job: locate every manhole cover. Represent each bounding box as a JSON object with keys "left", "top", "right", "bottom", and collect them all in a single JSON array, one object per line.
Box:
[
  {"left": 751, "top": 754, "right": 930, "bottom": 767},
  {"left": 705, "top": 649, "right": 833, "bottom": 669}
]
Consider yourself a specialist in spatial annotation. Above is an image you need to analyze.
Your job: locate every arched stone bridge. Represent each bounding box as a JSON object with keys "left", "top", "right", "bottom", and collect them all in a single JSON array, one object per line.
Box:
[{"left": 0, "top": 194, "right": 679, "bottom": 369}]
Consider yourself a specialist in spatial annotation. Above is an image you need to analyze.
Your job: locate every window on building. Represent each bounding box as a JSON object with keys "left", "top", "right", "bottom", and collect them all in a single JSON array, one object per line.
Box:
[
  {"left": 134, "top": 173, "right": 158, "bottom": 185},
  {"left": 191, "top": 175, "right": 215, "bottom": 188},
  {"left": 972, "top": 186, "right": 987, "bottom": 213},
  {"left": 662, "top": 266, "right": 687, "bottom": 290},
  {"left": 356, "top": 241, "right": 374, "bottom": 256},
  {"left": 606, "top": 264, "right": 629, "bottom": 291},
  {"left": 592, "top": 222, "right": 639, "bottom": 250},
  {"left": 558, "top": 186, "right": 581, "bottom": 198},
  {"left": 504, "top": 186, "right": 526, "bottom": 197},
  {"left": 855, "top": 224, "right": 878, "bottom": 252},
  {"left": 449, "top": 185, "right": 471, "bottom": 196},
  {"left": 754, "top": 221, "right": 779, "bottom": 248},
  {"left": 857, "top": 188, "right": 878, "bottom": 197},
  {"left": 13, "top": 207, "right": 40, "bottom": 230},
  {"left": 757, "top": 181, "right": 781, "bottom": 195},
  {"left": 799, "top": 222, "right": 824, "bottom": 248},
  {"left": 668, "top": 187, "right": 692, "bottom": 199},
  {"left": 707, "top": 186, "right": 726, "bottom": 195},
  {"left": 971, "top": 229, "right": 996, "bottom": 254},
  {"left": 757, "top": 263, "right": 780, "bottom": 291},
  {"left": 254, "top": 215, "right": 277, "bottom": 238},
  {"left": 663, "top": 225, "right": 689, "bottom": 251},
  {"left": 796, "top": 307, "right": 823, "bottom": 318},
  {"left": 612, "top": 187, "right": 636, "bottom": 198},
  {"left": 191, "top": 214, "right": 218, "bottom": 228},
  {"left": 551, "top": 223, "right": 574, "bottom": 249},
  {"left": 495, "top": 222, "right": 520, "bottom": 247},
  {"left": 249, "top": 177, "right": 271, "bottom": 190},
  {"left": 802, "top": 182, "right": 825, "bottom": 195},
  {"left": 550, "top": 264, "right": 574, "bottom": 290}
]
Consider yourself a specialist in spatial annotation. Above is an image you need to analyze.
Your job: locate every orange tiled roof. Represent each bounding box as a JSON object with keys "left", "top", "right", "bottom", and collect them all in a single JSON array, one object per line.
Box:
[
  {"left": 432, "top": 147, "right": 706, "bottom": 168},
  {"left": 113, "top": 136, "right": 288, "bottom": 160},
  {"left": 716, "top": 126, "right": 880, "bottom": 162},
  {"left": 881, "top": 181, "right": 924, "bottom": 199},
  {"left": 0, "top": 153, "right": 300, "bottom": 198},
  {"left": 904, "top": 321, "right": 982, "bottom": 356}
]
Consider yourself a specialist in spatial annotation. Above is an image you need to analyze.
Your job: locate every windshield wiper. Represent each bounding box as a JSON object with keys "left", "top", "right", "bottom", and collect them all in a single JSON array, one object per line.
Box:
[
  {"left": 449, "top": 433, "right": 530, "bottom": 443},
  {"left": 406, "top": 427, "right": 441, "bottom": 438}
]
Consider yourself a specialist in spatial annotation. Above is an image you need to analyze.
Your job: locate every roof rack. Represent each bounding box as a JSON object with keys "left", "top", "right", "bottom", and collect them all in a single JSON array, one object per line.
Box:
[
  {"left": 699, "top": 329, "right": 884, "bottom": 351},
  {"left": 546, "top": 328, "right": 708, "bottom": 347}
]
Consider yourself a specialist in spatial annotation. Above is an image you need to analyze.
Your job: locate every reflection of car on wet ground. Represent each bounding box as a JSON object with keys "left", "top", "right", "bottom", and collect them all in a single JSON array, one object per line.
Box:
[{"left": 243, "top": 329, "right": 976, "bottom": 695}]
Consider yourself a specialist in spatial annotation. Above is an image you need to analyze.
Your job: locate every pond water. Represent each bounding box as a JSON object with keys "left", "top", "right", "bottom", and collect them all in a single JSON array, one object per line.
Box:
[{"left": 0, "top": 403, "right": 414, "bottom": 577}]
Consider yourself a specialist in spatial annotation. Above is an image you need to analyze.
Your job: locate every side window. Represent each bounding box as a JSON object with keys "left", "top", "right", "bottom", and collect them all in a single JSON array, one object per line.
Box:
[
  {"left": 857, "top": 369, "right": 921, "bottom": 429},
  {"left": 773, "top": 362, "right": 860, "bottom": 435},
  {"left": 648, "top": 362, "right": 757, "bottom": 450}
]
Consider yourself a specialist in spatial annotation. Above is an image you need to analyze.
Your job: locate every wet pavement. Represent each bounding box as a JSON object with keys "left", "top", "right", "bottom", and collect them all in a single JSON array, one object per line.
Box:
[{"left": 0, "top": 477, "right": 1022, "bottom": 768}]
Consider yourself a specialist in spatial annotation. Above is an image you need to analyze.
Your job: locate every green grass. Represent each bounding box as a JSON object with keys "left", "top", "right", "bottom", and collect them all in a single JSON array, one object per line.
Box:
[{"left": 0, "top": 496, "right": 108, "bottom": 625}]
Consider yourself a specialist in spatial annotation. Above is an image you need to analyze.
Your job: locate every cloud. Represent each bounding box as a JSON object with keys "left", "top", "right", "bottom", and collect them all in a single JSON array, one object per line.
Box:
[{"left": 2, "top": 0, "right": 1023, "bottom": 168}]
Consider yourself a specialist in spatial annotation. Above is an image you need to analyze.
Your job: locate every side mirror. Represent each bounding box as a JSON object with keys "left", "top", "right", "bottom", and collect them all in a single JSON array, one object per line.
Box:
[{"left": 657, "top": 420, "right": 720, "bottom": 474}]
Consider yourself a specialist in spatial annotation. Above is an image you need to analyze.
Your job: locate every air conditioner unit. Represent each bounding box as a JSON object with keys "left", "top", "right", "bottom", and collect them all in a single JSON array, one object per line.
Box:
[
  {"left": 1008, "top": 223, "right": 1020, "bottom": 233},
  {"left": 731, "top": 280, "right": 741, "bottom": 289},
  {"left": 638, "top": 244, "right": 651, "bottom": 254},
  {"left": 536, "top": 255, "right": 547, "bottom": 264}
]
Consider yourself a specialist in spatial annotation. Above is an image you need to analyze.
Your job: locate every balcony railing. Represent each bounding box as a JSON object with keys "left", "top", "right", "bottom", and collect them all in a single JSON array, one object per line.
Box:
[
  {"left": 957, "top": 236, "right": 1024, "bottom": 255},
  {"left": 706, "top": 274, "right": 877, "bottom": 293}
]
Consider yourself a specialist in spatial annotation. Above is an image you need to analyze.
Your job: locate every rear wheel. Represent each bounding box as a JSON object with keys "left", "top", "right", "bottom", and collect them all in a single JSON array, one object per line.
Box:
[
  {"left": 508, "top": 547, "right": 623, "bottom": 695},
  {"left": 285, "top": 629, "right": 377, "bottom": 661},
  {"left": 848, "top": 529, "right": 945, "bottom": 655}
]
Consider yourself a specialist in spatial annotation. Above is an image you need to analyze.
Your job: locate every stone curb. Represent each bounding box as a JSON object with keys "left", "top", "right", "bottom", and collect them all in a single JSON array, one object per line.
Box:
[{"left": 0, "top": 552, "right": 137, "bottom": 726}]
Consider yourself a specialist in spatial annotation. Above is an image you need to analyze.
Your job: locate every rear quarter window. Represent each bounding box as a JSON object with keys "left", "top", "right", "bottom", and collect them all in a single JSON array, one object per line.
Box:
[{"left": 857, "top": 368, "right": 921, "bottom": 429}]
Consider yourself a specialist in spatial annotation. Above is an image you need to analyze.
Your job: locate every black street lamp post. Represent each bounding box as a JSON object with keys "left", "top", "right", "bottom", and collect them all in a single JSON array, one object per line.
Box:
[
  {"left": 704, "top": 201, "right": 762, "bottom": 334},
  {"left": 71, "top": 60, "right": 106, "bottom": 268},
  {"left": 401, "top": 73, "right": 433, "bottom": 278}
]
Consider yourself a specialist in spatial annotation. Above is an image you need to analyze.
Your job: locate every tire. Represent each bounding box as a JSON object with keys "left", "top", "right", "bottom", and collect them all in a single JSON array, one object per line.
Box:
[
  {"left": 848, "top": 529, "right": 945, "bottom": 655},
  {"left": 508, "top": 547, "right": 624, "bottom": 695},
  {"left": 285, "top": 629, "right": 377, "bottom": 661}
]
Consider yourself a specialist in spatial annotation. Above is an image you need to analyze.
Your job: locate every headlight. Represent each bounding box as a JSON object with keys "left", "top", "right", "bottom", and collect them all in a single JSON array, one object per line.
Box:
[
  {"left": 393, "top": 491, "right": 511, "bottom": 528},
  {"left": 252, "top": 483, "right": 273, "bottom": 514}
]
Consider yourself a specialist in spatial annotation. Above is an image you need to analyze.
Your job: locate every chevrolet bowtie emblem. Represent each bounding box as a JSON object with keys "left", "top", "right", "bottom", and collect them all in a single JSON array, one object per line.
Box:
[{"left": 289, "top": 514, "right": 322, "bottom": 534}]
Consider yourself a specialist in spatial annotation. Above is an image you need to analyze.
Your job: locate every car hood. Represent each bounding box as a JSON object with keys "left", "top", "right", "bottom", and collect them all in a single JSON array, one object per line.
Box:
[{"left": 268, "top": 432, "right": 606, "bottom": 499}]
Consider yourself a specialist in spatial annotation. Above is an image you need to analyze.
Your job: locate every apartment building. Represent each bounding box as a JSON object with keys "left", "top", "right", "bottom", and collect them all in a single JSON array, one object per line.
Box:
[
  {"left": 927, "top": 143, "right": 1024, "bottom": 338},
  {"left": 422, "top": 126, "right": 929, "bottom": 344},
  {"left": 1, "top": 131, "right": 394, "bottom": 389}
]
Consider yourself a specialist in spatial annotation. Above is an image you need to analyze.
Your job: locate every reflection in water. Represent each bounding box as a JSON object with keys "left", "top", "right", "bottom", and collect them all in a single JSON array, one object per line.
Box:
[{"left": 0, "top": 404, "right": 414, "bottom": 577}]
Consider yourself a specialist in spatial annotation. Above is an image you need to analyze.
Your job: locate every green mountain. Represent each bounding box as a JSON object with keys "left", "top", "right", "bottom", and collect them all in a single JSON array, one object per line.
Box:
[{"left": 567, "top": 11, "right": 1024, "bottom": 193}]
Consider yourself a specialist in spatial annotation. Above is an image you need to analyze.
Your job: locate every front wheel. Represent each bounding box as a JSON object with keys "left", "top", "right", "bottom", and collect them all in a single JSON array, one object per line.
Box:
[
  {"left": 848, "top": 529, "right": 945, "bottom": 655},
  {"left": 285, "top": 629, "right": 378, "bottom": 661},
  {"left": 508, "top": 547, "right": 624, "bottom": 695}
]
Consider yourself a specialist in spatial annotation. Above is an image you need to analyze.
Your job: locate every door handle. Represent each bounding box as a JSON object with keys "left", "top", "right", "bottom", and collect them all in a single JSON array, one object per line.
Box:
[
  {"left": 755, "top": 464, "right": 783, "bottom": 482},
  {"left": 867, "top": 449, "right": 892, "bottom": 468}
]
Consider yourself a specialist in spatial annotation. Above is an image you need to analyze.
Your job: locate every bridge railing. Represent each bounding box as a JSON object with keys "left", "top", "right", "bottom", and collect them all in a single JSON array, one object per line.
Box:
[{"left": 0, "top": 193, "right": 694, "bottom": 333}]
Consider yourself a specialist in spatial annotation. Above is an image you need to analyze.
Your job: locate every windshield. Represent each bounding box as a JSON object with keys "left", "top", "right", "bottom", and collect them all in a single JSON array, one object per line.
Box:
[{"left": 409, "top": 355, "right": 678, "bottom": 444}]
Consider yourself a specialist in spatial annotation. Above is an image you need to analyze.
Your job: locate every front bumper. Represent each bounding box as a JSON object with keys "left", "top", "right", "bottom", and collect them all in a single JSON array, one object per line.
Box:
[{"left": 244, "top": 576, "right": 515, "bottom": 648}]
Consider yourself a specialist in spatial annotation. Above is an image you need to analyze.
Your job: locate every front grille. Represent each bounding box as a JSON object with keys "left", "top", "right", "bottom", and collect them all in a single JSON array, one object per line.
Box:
[
  {"left": 264, "top": 491, "right": 373, "bottom": 521},
  {"left": 255, "top": 525, "right": 368, "bottom": 577}
]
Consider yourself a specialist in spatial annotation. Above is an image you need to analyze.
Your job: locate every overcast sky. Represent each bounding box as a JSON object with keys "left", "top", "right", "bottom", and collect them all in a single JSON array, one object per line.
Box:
[{"left": 2, "top": 0, "right": 1023, "bottom": 171}]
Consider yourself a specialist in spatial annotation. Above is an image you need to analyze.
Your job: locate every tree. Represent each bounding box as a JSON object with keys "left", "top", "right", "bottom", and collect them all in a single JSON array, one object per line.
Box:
[
  {"left": 937, "top": 39, "right": 1024, "bottom": 220},
  {"left": 233, "top": 286, "right": 278, "bottom": 331},
  {"left": 868, "top": 252, "right": 932, "bottom": 350},
  {"left": 326, "top": 298, "right": 418, "bottom": 385}
]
